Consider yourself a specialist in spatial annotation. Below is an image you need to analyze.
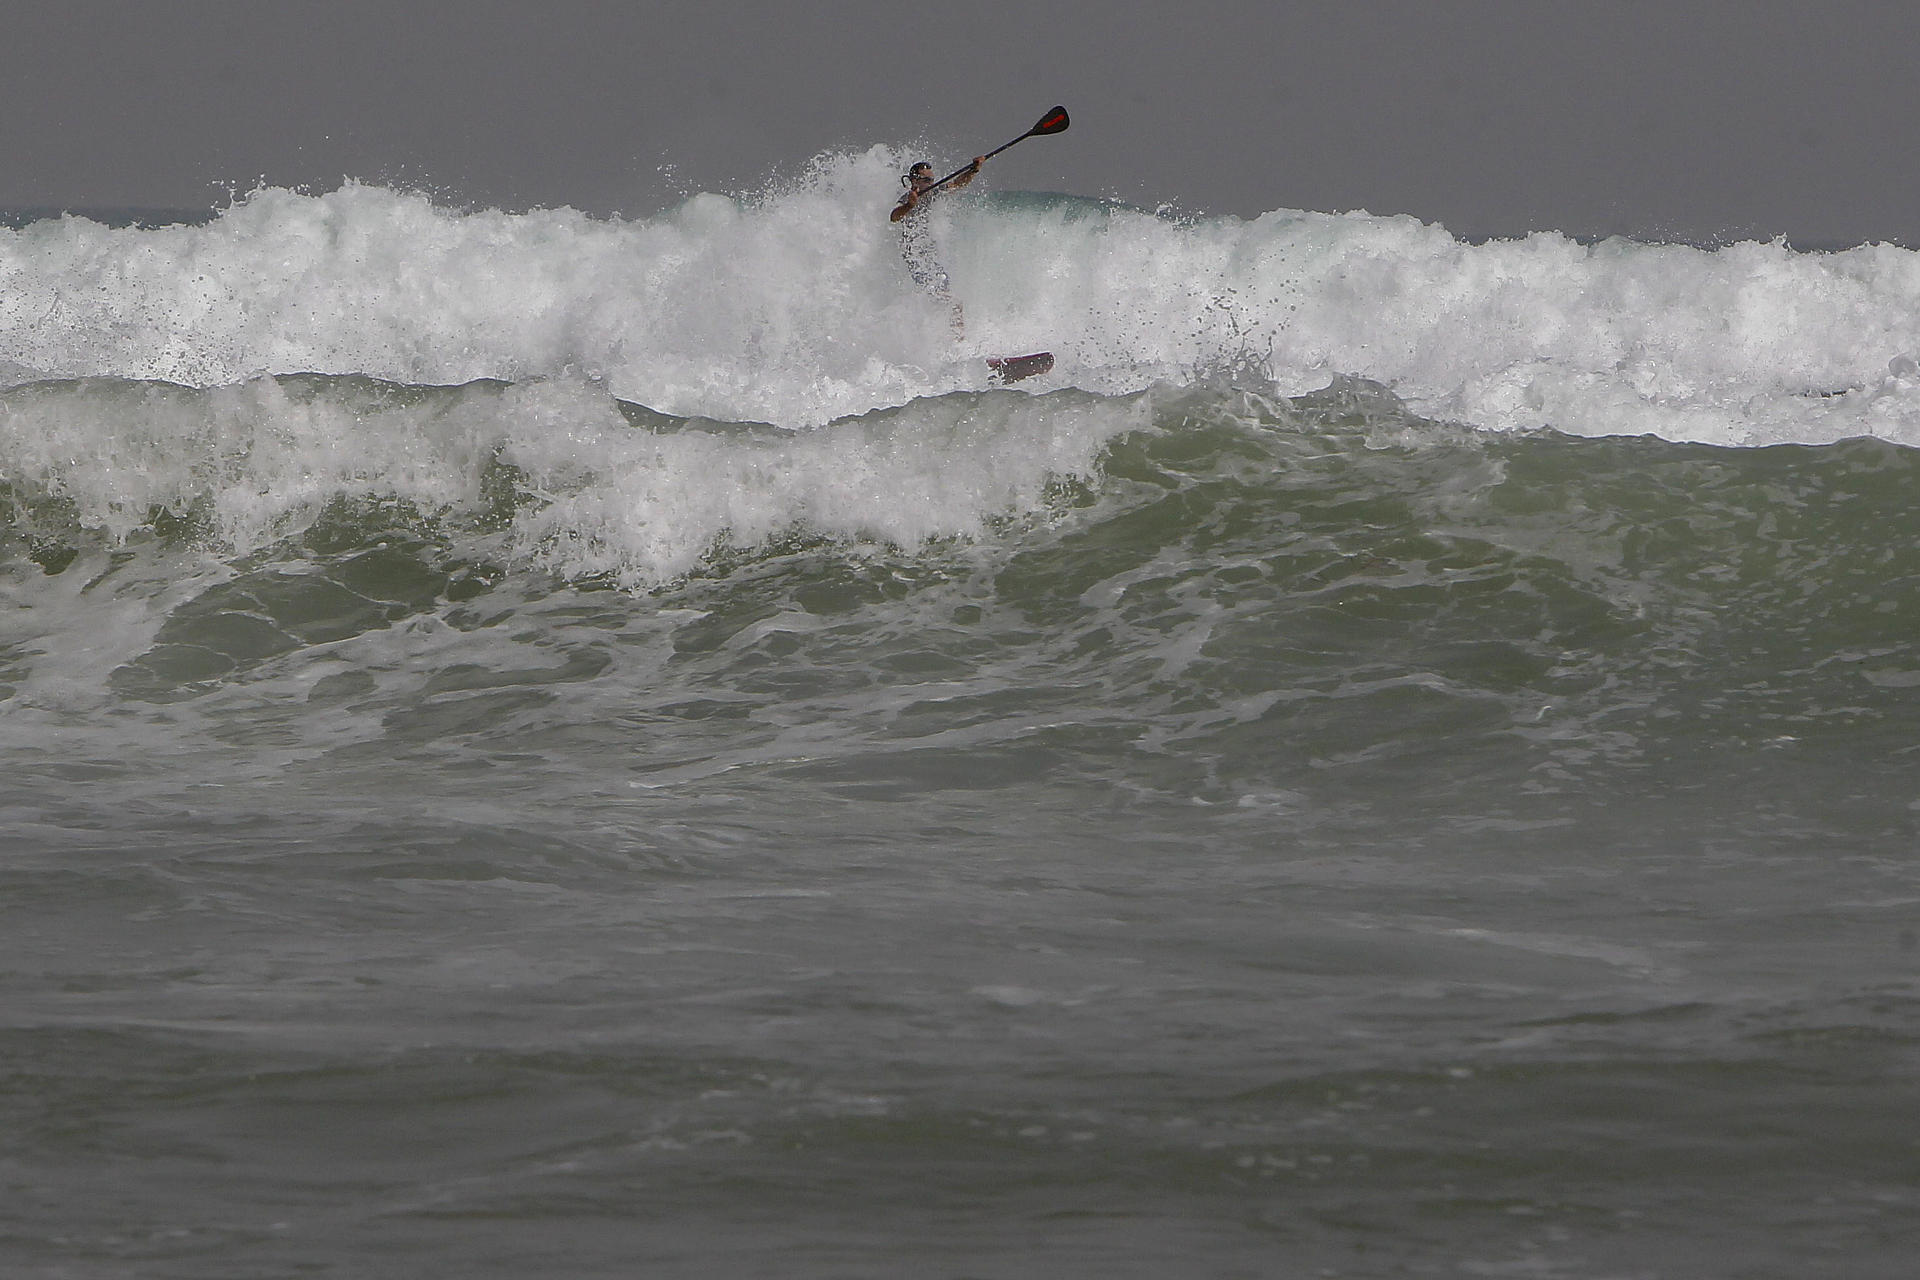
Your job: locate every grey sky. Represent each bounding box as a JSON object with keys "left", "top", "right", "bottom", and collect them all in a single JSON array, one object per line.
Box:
[{"left": 4, "top": 1, "right": 1914, "bottom": 246}]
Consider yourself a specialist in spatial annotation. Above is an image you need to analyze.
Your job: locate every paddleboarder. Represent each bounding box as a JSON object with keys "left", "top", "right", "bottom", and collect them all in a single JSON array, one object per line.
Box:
[
  {"left": 882, "top": 107, "right": 1068, "bottom": 369},
  {"left": 891, "top": 156, "right": 983, "bottom": 330}
]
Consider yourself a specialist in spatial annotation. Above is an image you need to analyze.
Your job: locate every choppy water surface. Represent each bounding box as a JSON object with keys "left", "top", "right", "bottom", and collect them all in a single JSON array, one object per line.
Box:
[{"left": 3, "top": 176, "right": 1918, "bottom": 1278}]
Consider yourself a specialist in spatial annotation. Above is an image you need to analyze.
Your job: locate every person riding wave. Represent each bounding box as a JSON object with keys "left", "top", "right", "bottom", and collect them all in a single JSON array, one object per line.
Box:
[{"left": 890, "top": 156, "right": 983, "bottom": 333}]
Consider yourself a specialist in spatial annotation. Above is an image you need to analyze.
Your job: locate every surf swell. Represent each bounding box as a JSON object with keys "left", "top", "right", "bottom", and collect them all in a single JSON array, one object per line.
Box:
[{"left": 2, "top": 152, "right": 1918, "bottom": 590}]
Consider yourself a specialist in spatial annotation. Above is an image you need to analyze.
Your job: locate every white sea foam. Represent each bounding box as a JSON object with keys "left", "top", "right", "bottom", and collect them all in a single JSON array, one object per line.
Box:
[
  {"left": 1, "top": 156, "right": 1915, "bottom": 442},
  {"left": 4, "top": 157, "right": 1919, "bottom": 584},
  {"left": 0, "top": 373, "right": 1142, "bottom": 584},
  {"left": 501, "top": 382, "right": 1139, "bottom": 586}
]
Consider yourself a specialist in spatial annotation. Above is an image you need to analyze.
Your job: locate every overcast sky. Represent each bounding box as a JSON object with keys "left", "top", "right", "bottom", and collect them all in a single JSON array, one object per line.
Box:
[{"left": 3, "top": 1, "right": 1914, "bottom": 246}]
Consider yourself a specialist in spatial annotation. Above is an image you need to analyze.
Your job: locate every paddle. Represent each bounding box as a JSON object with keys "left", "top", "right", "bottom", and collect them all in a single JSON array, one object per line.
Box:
[{"left": 926, "top": 106, "right": 1070, "bottom": 192}]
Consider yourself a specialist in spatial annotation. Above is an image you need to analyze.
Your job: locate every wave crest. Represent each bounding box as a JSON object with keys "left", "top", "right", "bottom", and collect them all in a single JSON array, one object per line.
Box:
[{"left": 2, "top": 164, "right": 1918, "bottom": 443}]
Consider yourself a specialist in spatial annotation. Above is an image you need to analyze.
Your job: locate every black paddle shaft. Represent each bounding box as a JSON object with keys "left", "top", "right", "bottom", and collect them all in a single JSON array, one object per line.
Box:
[{"left": 927, "top": 106, "right": 1069, "bottom": 193}]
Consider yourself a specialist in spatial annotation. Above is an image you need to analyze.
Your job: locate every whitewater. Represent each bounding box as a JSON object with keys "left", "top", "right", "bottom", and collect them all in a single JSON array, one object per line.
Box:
[
  {"left": 4, "top": 152, "right": 1919, "bottom": 582},
  {"left": 4, "top": 149, "right": 1919, "bottom": 1280}
]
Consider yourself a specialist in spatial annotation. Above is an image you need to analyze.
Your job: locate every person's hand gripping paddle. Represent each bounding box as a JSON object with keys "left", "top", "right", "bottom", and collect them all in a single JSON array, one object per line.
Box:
[{"left": 924, "top": 105, "right": 1070, "bottom": 195}]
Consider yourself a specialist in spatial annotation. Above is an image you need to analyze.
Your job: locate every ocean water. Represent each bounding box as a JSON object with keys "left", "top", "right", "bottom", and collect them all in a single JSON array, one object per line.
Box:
[{"left": 3, "top": 151, "right": 1919, "bottom": 1278}]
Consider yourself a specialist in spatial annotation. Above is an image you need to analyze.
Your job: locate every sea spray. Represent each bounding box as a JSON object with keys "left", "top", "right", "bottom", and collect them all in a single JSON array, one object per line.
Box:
[{"left": 2, "top": 159, "right": 1915, "bottom": 439}]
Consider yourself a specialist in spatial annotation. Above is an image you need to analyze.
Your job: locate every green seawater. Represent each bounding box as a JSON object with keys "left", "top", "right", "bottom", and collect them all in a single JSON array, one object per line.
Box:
[{"left": 3, "top": 379, "right": 1917, "bottom": 1278}]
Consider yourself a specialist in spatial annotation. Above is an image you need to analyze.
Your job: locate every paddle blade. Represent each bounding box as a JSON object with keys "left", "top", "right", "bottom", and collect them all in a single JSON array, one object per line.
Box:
[{"left": 1030, "top": 106, "right": 1070, "bottom": 137}]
